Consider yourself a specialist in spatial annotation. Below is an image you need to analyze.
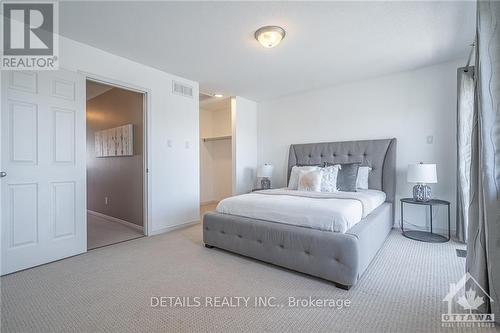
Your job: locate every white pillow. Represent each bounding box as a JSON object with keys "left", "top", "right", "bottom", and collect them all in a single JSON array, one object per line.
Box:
[
  {"left": 321, "top": 165, "right": 341, "bottom": 192},
  {"left": 356, "top": 166, "right": 372, "bottom": 190},
  {"left": 288, "top": 166, "right": 319, "bottom": 190},
  {"left": 298, "top": 169, "right": 323, "bottom": 192}
]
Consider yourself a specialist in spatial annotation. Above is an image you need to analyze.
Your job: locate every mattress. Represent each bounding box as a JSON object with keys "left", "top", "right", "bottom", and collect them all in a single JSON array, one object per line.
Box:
[{"left": 216, "top": 189, "right": 386, "bottom": 233}]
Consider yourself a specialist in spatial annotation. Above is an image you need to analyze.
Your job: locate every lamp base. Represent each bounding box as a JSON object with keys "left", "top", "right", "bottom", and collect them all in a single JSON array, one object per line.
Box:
[
  {"left": 413, "top": 184, "right": 431, "bottom": 202},
  {"left": 261, "top": 177, "right": 271, "bottom": 190}
]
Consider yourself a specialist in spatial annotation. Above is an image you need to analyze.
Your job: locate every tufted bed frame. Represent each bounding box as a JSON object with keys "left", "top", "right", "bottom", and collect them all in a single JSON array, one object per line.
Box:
[{"left": 203, "top": 138, "right": 397, "bottom": 289}]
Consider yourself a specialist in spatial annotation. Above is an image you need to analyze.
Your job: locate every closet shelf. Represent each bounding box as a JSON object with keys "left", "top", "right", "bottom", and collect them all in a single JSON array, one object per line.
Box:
[{"left": 202, "top": 135, "right": 232, "bottom": 142}]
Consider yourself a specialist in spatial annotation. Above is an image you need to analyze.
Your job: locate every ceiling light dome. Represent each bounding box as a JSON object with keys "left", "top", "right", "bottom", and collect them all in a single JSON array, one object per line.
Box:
[{"left": 255, "top": 26, "right": 286, "bottom": 48}]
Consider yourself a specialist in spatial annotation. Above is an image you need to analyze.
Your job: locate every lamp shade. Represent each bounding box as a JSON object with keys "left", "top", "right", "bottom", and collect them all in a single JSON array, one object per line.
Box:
[
  {"left": 407, "top": 163, "right": 437, "bottom": 184},
  {"left": 257, "top": 164, "right": 273, "bottom": 178}
]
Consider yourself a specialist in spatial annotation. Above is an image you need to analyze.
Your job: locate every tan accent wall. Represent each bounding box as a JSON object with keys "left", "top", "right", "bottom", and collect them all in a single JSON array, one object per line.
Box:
[{"left": 86, "top": 83, "right": 144, "bottom": 226}]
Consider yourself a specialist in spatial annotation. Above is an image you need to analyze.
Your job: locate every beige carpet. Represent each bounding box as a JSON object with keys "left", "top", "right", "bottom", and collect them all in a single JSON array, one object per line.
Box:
[
  {"left": 87, "top": 213, "right": 144, "bottom": 250},
  {"left": 1, "top": 222, "right": 497, "bottom": 333}
]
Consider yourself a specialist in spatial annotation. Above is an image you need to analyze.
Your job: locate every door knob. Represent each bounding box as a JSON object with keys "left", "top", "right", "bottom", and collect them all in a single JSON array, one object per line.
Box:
[{"left": 0, "top": 171, "right": 6, "bottom": 178}]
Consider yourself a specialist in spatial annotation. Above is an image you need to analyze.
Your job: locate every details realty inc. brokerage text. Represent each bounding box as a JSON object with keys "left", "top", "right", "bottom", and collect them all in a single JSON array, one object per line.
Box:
[{"left": 151, "top": 296, "right": 351, "bottom": 309}]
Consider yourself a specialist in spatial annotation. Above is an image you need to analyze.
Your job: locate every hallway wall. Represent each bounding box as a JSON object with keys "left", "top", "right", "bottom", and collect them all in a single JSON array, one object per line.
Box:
[{"left": 86, "top": 83, "right": 144, "bottom": 226}]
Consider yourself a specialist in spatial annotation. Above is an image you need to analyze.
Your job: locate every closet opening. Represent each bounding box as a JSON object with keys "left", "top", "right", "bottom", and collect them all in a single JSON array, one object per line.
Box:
[
  {"left": 86, "top": 79, "right": 146, "bottom": 250},
  {"left": 199, "top": 93, "right": 233, "bottom": 217}
]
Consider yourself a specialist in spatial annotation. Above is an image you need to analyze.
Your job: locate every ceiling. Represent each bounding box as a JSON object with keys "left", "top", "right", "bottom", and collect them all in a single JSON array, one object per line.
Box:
[
  {"left": 199, "top": 95, "right": 231, "bottom": 112},
  {"left": 86, "top": 80, "right": 114, "bottom": 100},
  {"left": 61, "top": 1, "right": 475, "bottom": 101}
]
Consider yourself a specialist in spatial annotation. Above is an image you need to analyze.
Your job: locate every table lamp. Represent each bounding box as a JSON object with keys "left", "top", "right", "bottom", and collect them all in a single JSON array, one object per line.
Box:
[
  {"left": 407, "top": 162, "right": 437, "bottom": 202},
  {"left": 257, "top": 164, "right": 273, "bottom": 189}
]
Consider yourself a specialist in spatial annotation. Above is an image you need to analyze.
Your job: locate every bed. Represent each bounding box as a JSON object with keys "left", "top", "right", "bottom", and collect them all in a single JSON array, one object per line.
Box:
[{"left": 203, "top": 138, "right": 397, "bottom": 289}]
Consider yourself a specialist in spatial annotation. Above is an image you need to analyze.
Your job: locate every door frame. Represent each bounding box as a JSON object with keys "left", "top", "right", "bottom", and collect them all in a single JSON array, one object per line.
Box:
[{"left": 81, "top": 71, "right": 152, "bottom": 236}]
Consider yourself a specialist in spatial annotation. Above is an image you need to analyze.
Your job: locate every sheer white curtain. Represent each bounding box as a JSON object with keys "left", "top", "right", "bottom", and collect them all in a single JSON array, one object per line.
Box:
[
  {"left": 456, "top": 67, "right": 476, "bottom": 243},
  {"left": 466, "top": 0, "right": 500, "bottom": 321}
]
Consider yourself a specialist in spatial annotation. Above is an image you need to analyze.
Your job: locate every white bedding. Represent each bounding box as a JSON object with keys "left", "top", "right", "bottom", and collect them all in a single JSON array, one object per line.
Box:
[{"left": 216, "top": 188, "right": 386, "bottom": 233}]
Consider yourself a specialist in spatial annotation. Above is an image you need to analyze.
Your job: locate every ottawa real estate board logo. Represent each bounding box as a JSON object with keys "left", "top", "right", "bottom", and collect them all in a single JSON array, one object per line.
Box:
[
  {"left": 1, "top": 1, "right": 59, "bottom": 70},
  {"left": 442, "top": 273, "right": 495, "bottom": 328}
]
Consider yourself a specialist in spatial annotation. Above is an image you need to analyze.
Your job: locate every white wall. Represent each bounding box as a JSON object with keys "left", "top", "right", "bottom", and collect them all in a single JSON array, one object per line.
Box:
[
  {"left": 258, "top": 59, "right": 462, "bottom": 231},
  {"left": 60, "top": 36, "right": 200, "bottom": 235},
  {"left": 232, "top": 97, "right": 258, "bottom": 194},
  {"left": 200, "top": 107, "right": 232, "bottom": 203}
]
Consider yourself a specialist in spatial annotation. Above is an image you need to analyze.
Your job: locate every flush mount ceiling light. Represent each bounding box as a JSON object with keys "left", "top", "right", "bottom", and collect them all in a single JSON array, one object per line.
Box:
[
  {"left": 255, "top": 26, "right": 286, "bottom": 48},
  {"left": 214, "top": 94, "right": 224, "bottom": 98}
]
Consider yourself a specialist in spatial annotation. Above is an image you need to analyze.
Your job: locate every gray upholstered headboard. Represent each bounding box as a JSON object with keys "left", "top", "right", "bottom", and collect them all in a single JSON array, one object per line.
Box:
[{"left": 287, "top": 138, "right": 397, "bottom": 203}]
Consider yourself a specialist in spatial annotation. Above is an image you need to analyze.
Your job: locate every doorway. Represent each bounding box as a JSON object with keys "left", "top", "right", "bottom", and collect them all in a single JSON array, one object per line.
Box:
[
  {"left": 86, "top": 80, "right": 146, "bottom": 249},
  {"left": 199, "top": 93, "right": 232, "bottom": 217}
]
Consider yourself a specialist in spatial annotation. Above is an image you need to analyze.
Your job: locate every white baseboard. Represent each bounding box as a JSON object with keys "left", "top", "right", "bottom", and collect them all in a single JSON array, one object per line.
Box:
[
  {"left": 395, "top": 219, "right": 454, "bottom": 235},
  {"left": 149, "top": 220, "right": 200, "bottom": 236},
  {"left": 87, "top": 210, "right": 144, "bottom": 233}
]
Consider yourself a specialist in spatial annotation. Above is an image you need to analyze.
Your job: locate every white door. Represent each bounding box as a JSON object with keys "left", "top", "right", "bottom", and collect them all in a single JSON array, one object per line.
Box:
[{"left": 1, "top": 70, "right": 86, "bottom": 275}]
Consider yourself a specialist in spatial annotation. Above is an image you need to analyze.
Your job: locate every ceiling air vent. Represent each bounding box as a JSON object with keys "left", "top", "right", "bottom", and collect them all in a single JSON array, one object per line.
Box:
[{"left": 173, "top": 81, "right": 193, "bottom": 98}]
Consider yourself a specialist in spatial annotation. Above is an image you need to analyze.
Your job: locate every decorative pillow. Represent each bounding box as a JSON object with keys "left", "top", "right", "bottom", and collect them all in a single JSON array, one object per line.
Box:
[
  {"left": 336, "top": 162, "right": 361, "bottom": 192},
  {"left": 288, "top": 165, "right": 319, "bottom": 190},
  {"left": 320, "top": 165, "right": 341, "bottom": 192},
  {"left": 298, "top": 169, "right": 323, "bottom": 192},
  {"left": 356, "top": 166, "right": 372, "bottom": 190}
]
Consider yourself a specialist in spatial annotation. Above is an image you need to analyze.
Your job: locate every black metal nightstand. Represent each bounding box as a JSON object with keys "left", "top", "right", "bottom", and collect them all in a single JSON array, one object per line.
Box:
[{"left": 400, "top": 198, "right": 451, "bottom": 243}]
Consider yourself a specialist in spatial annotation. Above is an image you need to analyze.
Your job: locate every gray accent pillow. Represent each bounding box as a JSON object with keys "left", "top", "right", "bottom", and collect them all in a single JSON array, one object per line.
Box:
[{"left": 334, "top": 162, "right": 361, "bottom": 192}]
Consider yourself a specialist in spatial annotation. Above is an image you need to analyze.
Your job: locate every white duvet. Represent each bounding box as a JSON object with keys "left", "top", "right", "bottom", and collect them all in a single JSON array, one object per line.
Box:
[{"left": 216, "top": 189, "right": 386, "bottom": 233}]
